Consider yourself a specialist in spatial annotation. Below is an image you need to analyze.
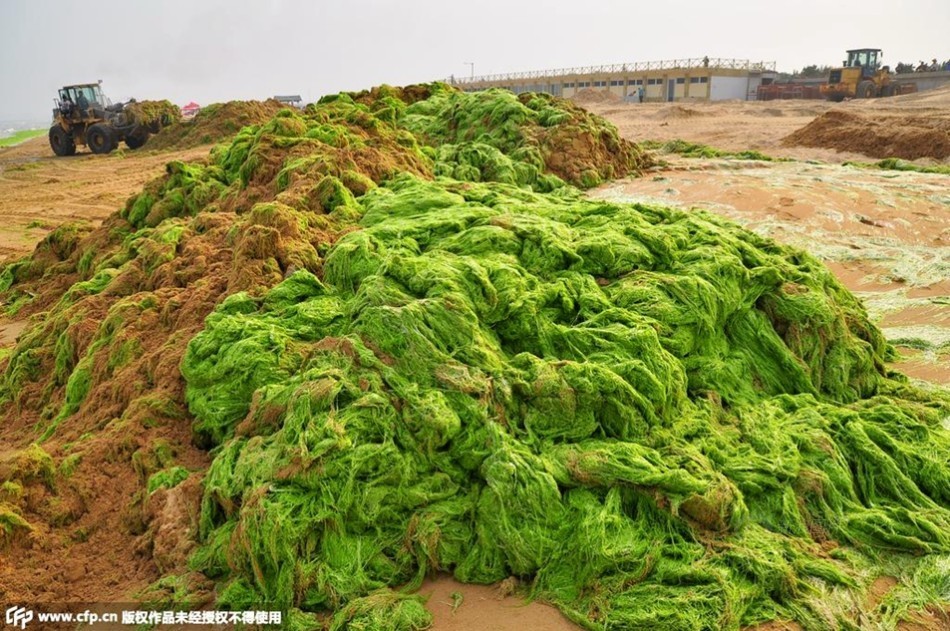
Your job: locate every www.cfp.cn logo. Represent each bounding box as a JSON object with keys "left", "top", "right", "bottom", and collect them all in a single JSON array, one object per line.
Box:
[{"left": 5, "top": 606, "right": 33, "bottom": 629}]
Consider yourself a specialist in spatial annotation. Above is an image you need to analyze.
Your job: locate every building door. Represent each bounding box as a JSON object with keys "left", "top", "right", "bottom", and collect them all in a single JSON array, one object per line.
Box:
[{"left": 667, "top": 79, "right": 676, "bottom": 102}]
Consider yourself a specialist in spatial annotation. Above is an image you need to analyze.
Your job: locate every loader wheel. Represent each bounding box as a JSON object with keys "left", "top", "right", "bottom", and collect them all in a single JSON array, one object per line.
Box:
[
  {"left": 49, "top": 125, "right": 76, "bottom": 157},
  {"left": 882, "top": 83, "right": 897, "bottom": 97},
  {"left": 857, "top": 81, "right": 876, "bottom": 98},
  {"left": 86, "top": 124, "right": 117, "bottom": 154},
  {"left": 125, "top": 128, "right": 149, "bottom": 150}
]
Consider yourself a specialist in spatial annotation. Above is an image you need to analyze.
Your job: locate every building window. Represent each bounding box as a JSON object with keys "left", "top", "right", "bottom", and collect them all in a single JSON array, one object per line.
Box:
[
  {"left": 564, "top": 82, "right": 575, "bottom": 88},
  {"left": 610, "top": 80, "right": 622, "bottom": 86},
  {"left": 647, "top": 78, "right": 662, "bottom": 85},
  {"left": 676, "top": 78, "right": 685, "bottom": 84},
  {"left": 689, "top": 77, "right": 701, "bottom": 84},
  {"left": 700, "top": 77, "right": 709, "bottom": 83},
  {"left": 579, "top": 81, "right": 590, "bottom": 88}
]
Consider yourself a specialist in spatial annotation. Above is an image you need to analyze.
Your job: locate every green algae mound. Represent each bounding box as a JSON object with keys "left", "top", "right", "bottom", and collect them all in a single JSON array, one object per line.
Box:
[
  {"left": 339, "top": 83, "right": 648, "bottom": 190},
  {"left": 147, "top": 100, "right": 286, "bottom": 150},
  {"left": 183, "top": 176, "right": 950, "bottom": 629},
  {"left": 125, "top": 99, "right": 182, "bottom": 131},
  {"left": 0, "top": 82, "right": 948, "bottom": 630},
  {"left": 0, "top": 84, "right": 644, "bottom": 440}
]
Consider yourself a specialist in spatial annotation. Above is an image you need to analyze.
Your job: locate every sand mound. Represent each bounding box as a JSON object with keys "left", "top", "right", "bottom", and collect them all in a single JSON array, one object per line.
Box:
[
  {"left": 759, "top": 107, "right": 794, "bottom": 118},
  {"left": 572, "top": 88, "right": 622, "bottom": 105},
  {"left": 1, "top": 82, "right": 948, "bottom": 630},
  {"left": 783, "top": 109, "right": 950, "bottom": 160},
  {"left": 652, "top": 104, "right": 709, "bottom": 120},
  {"left": 147, "top": 100, "right": 286, "bottom": 150}
]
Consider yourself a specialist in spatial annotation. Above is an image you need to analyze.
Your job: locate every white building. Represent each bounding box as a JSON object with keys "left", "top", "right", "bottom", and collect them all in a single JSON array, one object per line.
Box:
[{"left": 451, "top": 58, "right": 778, "bottom": 102}]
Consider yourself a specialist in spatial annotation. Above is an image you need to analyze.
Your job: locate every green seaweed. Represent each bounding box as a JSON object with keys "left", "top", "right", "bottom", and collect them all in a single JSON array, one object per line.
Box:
[
  {"left": 147, "top": 466, "right": 191, "bottom": 493},
  {"left": 397, "top": 87, "right": 647, "bottom": 189},
  {"left": 0, "top": 503, "right": 32, "bottom": 542},
  {"left": 182, "top": 175, "right": 950, "bottom": 628},
  {"left": 844, "top": 158, "right": 950, "bottom": 176},
  {"left": 328, "top": 590, "right": 431, "bottom": 631},
  {"left": 877, "top": 555, "right": 950, "bottom": 626},
  {"left": 643, "top": 139, "right": 785, "bottom": 162},
  {"left": 0, "top": 82, "right": 947, "bottom": 629}
]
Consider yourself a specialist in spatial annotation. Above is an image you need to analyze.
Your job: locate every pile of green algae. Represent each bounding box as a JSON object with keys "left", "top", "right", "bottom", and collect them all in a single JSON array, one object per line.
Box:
[{"left": 1, "top": 83, "right": 948, "bottom": 630}]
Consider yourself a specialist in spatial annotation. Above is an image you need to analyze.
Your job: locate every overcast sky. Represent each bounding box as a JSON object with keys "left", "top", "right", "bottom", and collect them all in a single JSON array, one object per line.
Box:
[{"left": 1, "top": 0, "right": 948, "bottom": 121}]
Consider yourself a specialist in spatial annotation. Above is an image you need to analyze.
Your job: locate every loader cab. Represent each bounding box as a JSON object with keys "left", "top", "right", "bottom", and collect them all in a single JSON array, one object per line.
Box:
[
  {"left": 55, "top": 83, "right": 109, "bottom": 119},
  {"left": 845, "top": 49, "right": 882, "bottom": 78},
  {"left": 59, "top": 84, "right": 106, "bottom": 106}
]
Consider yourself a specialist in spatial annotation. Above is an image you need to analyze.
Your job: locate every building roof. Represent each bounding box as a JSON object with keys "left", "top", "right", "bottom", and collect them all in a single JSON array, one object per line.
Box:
[{"left": 273, "top": 95, "right": 302, "bottom": 102}]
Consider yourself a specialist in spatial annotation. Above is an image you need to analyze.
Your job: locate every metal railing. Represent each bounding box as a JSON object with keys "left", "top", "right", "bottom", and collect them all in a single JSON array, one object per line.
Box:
[{"left": 449, "top": 58, "right": 777, "bottom": 85}]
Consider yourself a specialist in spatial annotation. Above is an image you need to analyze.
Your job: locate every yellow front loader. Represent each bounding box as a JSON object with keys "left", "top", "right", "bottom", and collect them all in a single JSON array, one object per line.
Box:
[{"left": 820, "top": 49, "right": 902, "bottom": 101}]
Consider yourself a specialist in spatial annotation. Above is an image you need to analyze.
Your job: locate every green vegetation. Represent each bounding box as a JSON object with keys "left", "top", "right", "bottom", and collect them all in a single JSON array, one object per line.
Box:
[
  {"left": 148, "top": 100, "right": 285, "bottom": 150},
  {"left": 845, "top": 158, "right": 950, "bottom": 175},
  {"left": 0, "top": 504, "right": 32, "bottom": 542},
  {"left": 0, "top": 443, "right": 58, "bottom": 546},
  {"left": 328, "top": 591, "right": 432, "bottom": 630},
  {"left": 125, "top": 100, "right": 182, "bottom": 128},
  {"left": 0, "top": 83, "right": 947, "bottom": 629},
  {"left": 0, "top": 129, "right": 45, "bottom": 148},
  {"left": 181, "top": 172, "right": 950, "bottom": 629},
  {"left": 147, "top": 466, "right": 190, "bottom": 493},
  {"left": 642, "top": 139, "right": 785, "bottom": 162},
  {"left": 338, "top": 84, "right": 648, "bottom": 189},
  {"left": 876, "top": 555, "right": 950, "bottom": 627}
]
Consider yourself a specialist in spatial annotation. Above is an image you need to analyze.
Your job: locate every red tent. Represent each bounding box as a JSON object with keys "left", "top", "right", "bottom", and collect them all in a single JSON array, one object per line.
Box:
[{"left": 181, "top": 101, "right": 200, "bottom": 117}]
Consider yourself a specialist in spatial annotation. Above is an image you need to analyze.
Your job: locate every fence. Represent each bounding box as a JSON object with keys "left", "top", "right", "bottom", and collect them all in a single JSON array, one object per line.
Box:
[{"left": 449, "top": 58, "right": 777, "bottom": 85}]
